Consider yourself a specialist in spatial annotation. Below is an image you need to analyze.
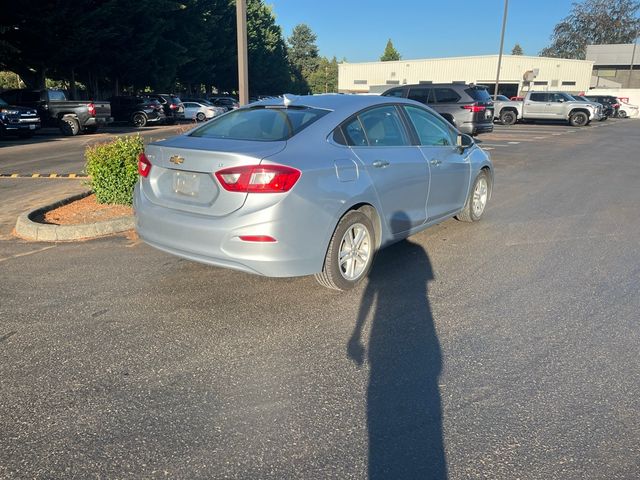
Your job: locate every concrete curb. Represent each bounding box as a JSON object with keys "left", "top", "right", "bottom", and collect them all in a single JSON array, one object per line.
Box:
[{"left": 14, "top": 192, "right": 135, "bottom": 242}]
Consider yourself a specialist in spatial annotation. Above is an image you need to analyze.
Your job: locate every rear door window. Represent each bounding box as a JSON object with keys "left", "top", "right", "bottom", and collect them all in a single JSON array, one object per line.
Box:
[
  {"left": 529, "top": 93, "right": 548, "bottom": 102},
  {"left": 433, "top": 88, "right": 461, "bottom": 103},
  {"left": 48, "top": 90, "right": 66, "bottom": 101},
  {"left": 407, "top": 87, "right": 433, "bottom": 104},
  {"left": 357, "top": 106, "right": 410, "bottom": 147}
]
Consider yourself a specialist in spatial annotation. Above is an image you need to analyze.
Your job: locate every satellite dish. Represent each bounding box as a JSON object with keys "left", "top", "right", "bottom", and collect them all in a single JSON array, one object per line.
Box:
[{"left": 523, "top": 70, "right": 536, "bottom": 82}]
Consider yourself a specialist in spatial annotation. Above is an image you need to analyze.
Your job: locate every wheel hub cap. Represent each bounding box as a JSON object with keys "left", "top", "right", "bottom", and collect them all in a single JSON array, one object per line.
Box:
[
  {"left": 339, "top": 223, "right": 371, "bottom": 281},
  {"left": 472, "top": 178, "right": 488, "bottom": 217}
]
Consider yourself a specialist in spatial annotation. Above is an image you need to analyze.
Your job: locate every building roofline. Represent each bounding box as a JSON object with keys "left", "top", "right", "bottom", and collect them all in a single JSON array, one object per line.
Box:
[{"left": 340, "top": 54, "right": 594, "bottom": 66}]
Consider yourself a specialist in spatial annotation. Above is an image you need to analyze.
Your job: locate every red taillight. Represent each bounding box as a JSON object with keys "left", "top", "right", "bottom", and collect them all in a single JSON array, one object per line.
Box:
[
  {"left": 462, "top": 103, "right": 486, "bottom": 112},
  {"left": 613, "top": 103, "right": 620, "bottom": 108},
  {"left": 87, "top": 103, "right": 96, "bottom": 117},
  {"left": 215, "top": 164, "right": 301, "bottom": 193},
  {"left": 138, "top": 152, "right": 151, "bottom": 178},
  {"left": 239, "top": 235, "right": 277, "bottom": 242},
  {"left": 169, "top": 103, "right": 178, "bottom": 110}
]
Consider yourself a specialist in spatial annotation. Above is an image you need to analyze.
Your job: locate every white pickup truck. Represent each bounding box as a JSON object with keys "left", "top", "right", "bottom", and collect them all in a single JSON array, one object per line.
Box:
[{"left": 493, "top": 91, "right": 602, "bottom": 126}]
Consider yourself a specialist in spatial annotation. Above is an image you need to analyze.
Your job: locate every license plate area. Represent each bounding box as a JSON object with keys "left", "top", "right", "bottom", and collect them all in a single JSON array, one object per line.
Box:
[{"left": 172, "top": 171, "right": 200, "bottom": 197}]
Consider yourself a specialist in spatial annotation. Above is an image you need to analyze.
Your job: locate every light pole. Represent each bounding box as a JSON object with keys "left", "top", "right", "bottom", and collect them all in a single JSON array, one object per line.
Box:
[
  {"left": 494, "top": 0, "right": 509, "bottom": 99},
  {"left": 236, "top": 0, "right": 249, "bottom": 106}
]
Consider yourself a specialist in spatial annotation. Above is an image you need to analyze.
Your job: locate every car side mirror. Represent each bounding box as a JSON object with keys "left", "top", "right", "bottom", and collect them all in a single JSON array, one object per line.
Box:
[{"left": 456, "top": 133, "right": 474, "bottom": 153}]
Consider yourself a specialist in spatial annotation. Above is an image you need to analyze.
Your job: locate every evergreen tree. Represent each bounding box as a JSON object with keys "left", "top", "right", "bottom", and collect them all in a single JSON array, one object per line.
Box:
[
  {"left": 287, "top": 24, "right": 319, "bottom": 93},
  {"left": 511, "top": 43, "right": 524, "bottom": 55},
  {"left": 540, "top": 0, "right": 640, "bottom": 59},
  {"left": 380, "top": 39, "right": 401, "bottom": 61},
  {"left": 308, "top": 56, "right": 339, "bottom": 94}
]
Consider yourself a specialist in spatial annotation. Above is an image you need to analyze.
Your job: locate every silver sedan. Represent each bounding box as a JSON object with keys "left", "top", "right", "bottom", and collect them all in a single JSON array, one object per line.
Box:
[{"left": 134, "top": 94, "right": 493, "bottom": 290}]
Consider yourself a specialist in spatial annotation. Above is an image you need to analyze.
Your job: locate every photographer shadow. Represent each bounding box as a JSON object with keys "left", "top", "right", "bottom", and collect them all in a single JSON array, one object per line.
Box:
[{"left": 348, "top": 220, "right": 447, "bottom": 479}]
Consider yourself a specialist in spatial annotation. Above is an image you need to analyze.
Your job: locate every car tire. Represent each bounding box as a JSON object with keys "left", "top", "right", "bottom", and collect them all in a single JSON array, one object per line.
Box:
[
  {"left": 196, "top": 112, "right": 206, "bottom": 122},
  {"left": 60, "top": 116, "right": 80, "bottom": 136},
  {"left": 618, "top": 110, "right": 627, "bottom": 118},
  {"left": 456, "top": 169, "right": 490, "bottom": 223},
  {"left": 569, "top": 111, "right": 588, "bottom": 127},
  {"left": 500, "top": 110, "right": 517, "bottom": 125},
  {"left": 84, "top": 125, "right": 98, "bottom": 134},
  {"left": 315, "top": 210, "right": 375, "bottom": 291},
  {"left": 132, "top": 113, "right": 147, "bottom": 128}
]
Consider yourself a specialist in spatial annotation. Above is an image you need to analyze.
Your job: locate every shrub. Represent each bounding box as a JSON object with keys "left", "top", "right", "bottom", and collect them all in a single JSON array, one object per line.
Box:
[{"left": 84, "top": 135, "right": 144, "bottom": 205}]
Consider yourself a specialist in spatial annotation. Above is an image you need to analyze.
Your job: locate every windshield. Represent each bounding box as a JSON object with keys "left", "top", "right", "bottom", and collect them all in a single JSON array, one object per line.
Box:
[
  {"left": 0, "top": 98, "right": 8, "bottom": 107},
  {"left": 190, "top": 106, "right": 329, "bottom": 141},
  {"left": 560, "top": 93, "right": 576, "bottom": 101}
]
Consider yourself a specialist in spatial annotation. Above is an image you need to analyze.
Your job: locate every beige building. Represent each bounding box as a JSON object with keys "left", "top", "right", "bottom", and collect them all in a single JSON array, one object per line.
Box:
[
  {"left": 338, "top": 55, "right": 594, "bottom": 97},
  {"left": 586, "top": 44, "right": 640, "bottom": 89}
]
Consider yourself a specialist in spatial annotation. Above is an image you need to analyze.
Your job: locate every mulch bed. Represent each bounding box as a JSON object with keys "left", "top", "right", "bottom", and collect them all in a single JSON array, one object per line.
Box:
[{"left": 42, "top": 194, "right": 133, "bottom": 225}]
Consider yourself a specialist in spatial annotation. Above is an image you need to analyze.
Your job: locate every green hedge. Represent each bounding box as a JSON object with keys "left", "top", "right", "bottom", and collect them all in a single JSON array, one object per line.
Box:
[{"left": 85, "top": 135, "right": 144, "bottom": 205}]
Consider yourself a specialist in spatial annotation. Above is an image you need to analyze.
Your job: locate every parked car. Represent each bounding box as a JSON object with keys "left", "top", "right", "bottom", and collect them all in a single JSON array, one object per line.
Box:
[
  {"left": 0, "top": 97, "right": 41, "bottom": 138},
  {"left": 109, "top": 96, "right": 166, "bottom": 127},
  {"left": 182, "top": 101, "right": 220, "bottom": 121},
  {"left": 180, "top": 98, "right": 226, "bottom": 117},
  {"left": 584, "top": 95, "right": 620, "bottom": 118},
  {"left": 502, "top": 91, "right": 600, "bottom": 126},
  {"left": 617, "top": 100, "right": 639, "bottom": 118},
  {"left": 0, "top": 88, "right": 112, "bottom": 135},
  {"left": 134, "top": 95, "right": 493, "bottom": 290},
  {"left": 572, "top": 95, "right": 608, "bottom": 121},
  {"left": 382, "top": 83, "right": 494, "bottom": 135},
  {"left": 141, "top": 93, "right": 185, "bottom": 124},
  {"left": 208, "top": 95, "right": 240, "bottom": 111}
]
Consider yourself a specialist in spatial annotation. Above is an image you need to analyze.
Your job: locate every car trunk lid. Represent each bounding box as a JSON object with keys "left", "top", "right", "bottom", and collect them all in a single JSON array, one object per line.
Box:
[{"left": 140, "top": 136, "right": 286, "bottom": 217}]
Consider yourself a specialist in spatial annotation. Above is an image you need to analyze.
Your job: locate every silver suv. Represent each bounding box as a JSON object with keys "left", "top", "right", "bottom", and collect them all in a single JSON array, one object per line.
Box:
[{"left": 382, "top": 83, "right": 494, "bottom": 135}]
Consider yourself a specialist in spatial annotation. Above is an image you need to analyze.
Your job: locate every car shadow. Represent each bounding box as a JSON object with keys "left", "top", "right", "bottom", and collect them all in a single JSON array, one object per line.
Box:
[{"left": 348, "top": 219, "right": 447, "bottom": 479}]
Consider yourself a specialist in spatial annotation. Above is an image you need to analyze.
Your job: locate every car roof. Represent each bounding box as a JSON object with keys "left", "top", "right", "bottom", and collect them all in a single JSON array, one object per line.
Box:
[{"left": 247, "top": 93, "right": 418, "bottom": 115}]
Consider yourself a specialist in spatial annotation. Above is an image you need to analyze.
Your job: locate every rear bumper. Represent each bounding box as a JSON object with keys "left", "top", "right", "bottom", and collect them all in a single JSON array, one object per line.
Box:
[
  {"left": 461, "top": 122, "right": 494, "bottom": 135},
  {"left": 133, "top": 183, "right": 325, "bottom": 277},
  {"left": 85, "top": 116, "right": 114, "bottom": 127}
]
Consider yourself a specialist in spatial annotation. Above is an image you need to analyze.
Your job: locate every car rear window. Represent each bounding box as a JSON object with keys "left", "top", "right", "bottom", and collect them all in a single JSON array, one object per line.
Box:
[
  {"left": 464, "top": 87, "right": 492, "bottom": 102},
  {"left": 190, "top": 106, "right": 329, "bottom": 141}
]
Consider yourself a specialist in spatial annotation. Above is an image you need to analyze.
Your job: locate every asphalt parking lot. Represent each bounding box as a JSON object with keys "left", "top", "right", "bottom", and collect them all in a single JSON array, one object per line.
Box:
[{"left": 1, "top": 119, "right": 639, "bottom": 479}]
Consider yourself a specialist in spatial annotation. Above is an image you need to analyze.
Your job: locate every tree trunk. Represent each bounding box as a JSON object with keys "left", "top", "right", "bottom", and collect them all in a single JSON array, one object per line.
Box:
[{"left": 70, "top": 67, "right": 77, "bottom": 100}]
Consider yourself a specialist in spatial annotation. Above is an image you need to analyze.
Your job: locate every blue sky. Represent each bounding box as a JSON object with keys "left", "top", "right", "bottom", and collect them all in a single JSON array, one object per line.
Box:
[{"left": 269, "top": 0, "right": 579, "bottom": 61}]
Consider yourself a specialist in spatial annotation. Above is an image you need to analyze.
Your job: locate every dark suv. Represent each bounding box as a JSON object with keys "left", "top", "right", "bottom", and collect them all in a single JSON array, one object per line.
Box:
[
  {"left": 142, "top": 94, "right": 184, "bottom": 124},
  {"left": 583, "top": 95, "right": 620, "bottom": 118},
  {"left": 109, "top": 96, "right": 166, "bottom": 127},
  {"left": 0, "top": 97, "right": 41, "bottom": 138},
  {"left": 382, "top": 83, "right": 494, "bottom": 135}
]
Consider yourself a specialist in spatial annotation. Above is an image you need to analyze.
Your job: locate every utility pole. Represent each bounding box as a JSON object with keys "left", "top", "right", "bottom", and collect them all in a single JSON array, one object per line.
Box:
[
  {"left": 628, "top": 36, "right": 638, "bottom": 88},
  {"left": 236, "top": 0, "right": 249, "bottom": 106},
  {"left": 494, "top": 0, "right": 509, "bottom": 100}
]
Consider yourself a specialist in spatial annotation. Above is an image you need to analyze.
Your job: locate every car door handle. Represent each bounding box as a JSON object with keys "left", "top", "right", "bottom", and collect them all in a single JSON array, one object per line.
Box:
[
  {"left": 372, "top": 160, "right": 390, "bottom": 168},
  {"left": 430, "top": 159, "right": 442, "bottom": 166}
]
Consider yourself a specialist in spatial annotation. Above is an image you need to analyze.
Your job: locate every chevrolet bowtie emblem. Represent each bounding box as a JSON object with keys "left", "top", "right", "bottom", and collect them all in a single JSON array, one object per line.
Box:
[{"left": 170, "top": 155, "right": 184, "bottom": 165}]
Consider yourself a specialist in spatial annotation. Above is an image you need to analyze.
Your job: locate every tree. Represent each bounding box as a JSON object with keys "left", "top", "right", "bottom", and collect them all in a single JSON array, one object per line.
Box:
[
  {"left": 380, "top": 39, "right": 401, "bottom": 61},
  {"left": 511, "top": 43, "right": 524, "bottom": 55},
  {"left": 287, "top": 24, "right": 319, "bottom": 93},
  {"left": 540, "top": 0, "right": 640, "bottom": 59},
  {"left": 307, "top": 56, "right": 339, "bottom": 94}
]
